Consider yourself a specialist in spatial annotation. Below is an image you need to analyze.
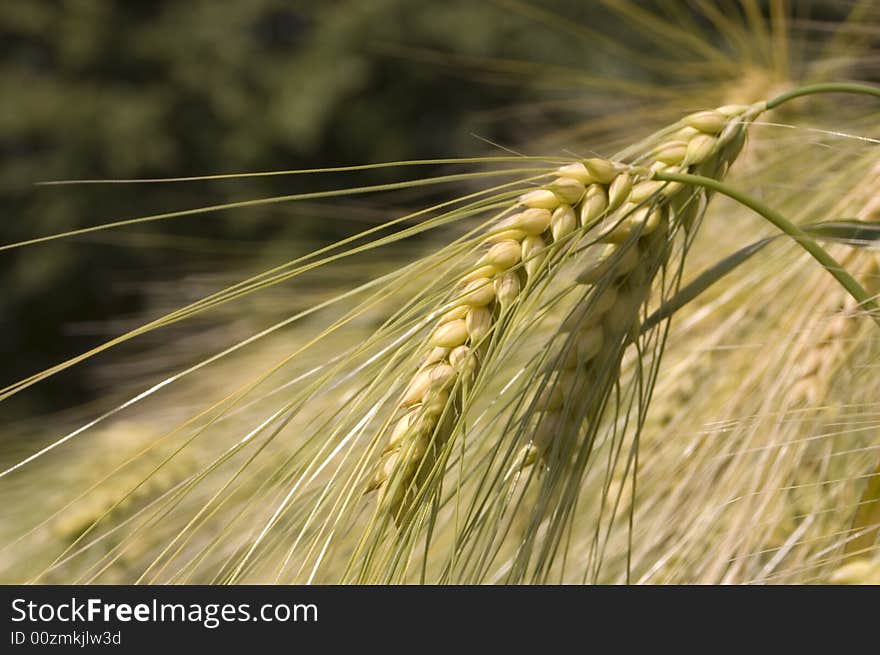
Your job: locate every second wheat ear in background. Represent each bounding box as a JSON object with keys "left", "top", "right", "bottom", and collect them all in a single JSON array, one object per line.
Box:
[{"left": 369, "top": 102, "right": 765, "bottom": 526}]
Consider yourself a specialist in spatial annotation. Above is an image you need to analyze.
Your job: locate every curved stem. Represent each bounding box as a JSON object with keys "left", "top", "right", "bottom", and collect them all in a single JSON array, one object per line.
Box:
[
  {"left": 766, "top": 82, "right": 880, "bottom": 109},
  {"left": 652, "top": 171, "right": 880, "bottom": 326}
]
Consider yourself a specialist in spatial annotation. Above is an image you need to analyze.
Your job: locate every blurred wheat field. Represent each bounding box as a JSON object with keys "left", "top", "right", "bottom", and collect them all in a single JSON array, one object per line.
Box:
[{"left": 2, "top": 1, "right": 879, "bottom": 585}]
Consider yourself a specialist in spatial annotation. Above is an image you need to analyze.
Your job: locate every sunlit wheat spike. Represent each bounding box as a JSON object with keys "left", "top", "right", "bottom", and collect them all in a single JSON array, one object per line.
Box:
[{"left": 369, "top": 103, "right": 761, "bottom": 527}]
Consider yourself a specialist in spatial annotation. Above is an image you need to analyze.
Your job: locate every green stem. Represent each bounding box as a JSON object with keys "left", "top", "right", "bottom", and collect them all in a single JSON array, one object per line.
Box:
[
  {"left": 652, "top": 171, "right": 880, "bottom": 326},
  {"left": 766, "top": 82, "right": 880, "bottom": 109}
]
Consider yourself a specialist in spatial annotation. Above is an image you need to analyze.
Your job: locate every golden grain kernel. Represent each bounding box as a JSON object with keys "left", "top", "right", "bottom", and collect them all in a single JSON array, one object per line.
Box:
[
  {"left": 483, "top": 239, "right": 522, "bottom": 269},
  {"left": 556, "top": 162, "right": 593, "bottom": 184},
  {"left": 717, "top": 103, "right": 749, "bottom": 117},
  {"left": 651, "top": 161, "right": 681, "bottom": 177},
  {"left": 401, "top": 374, "right": 430, "bottom": 406},
  {"left": 600, "top": 220, "right": 631, "bottom": 244},
  {"left": 423, "top": 389, "right": 450, "bottom": 417},
  {"left": 630, "top": 180, "right": 664, "bottom": 203},
  {"left": 657, "top": 166, "right": 685, "bottom": 196},
  {"left": 603, "top": 205, "right": 663, "bottom": 243},
  {"left": 684, "top": 133, "right": 717, "bottom": 165},
  {"left": 431, "top": 362, "right": 456, "bottom": 383},
  {"left": 671, "top": 125, "right": 700, "bottom": 141},
  {"left": 607, "top": 172, "right": 632, "bottom": 212},
  {"left": 438, "top": 305, "right": 469, "bottom": 324},
  {"left": 577, "top": 325, "right": 604, "bottom": 362},
  {"left": 421, "top": 346, "right": 449, "bottom": 367},
  {"left": 719, "top": 121, "right": 746, "bottom": 154},
  {"left": 378, "top": 450, "right": 401, "bottom": 483},
  {"left": 466, "top": 306, "right": 493, "bottom": 343},
  {"left": 519, "top": 189, "right": 561, "bottom": 210},
  {"left": 583, "top": 158, "right": 619, "bottom": 184},
  {"left": 460, "top": 264, "right": 500, "bottom": 285},
  {"left": 623, "top": 206, "right": 664, "bottom": 238},
  {"left": 561, "top": 340, "right": 581, "bottom": 369},
  {"left": 494, "top": 271, "right": 521, "bottom": 307},
  {"left": 512, "top": 207, "right": 553, "bottom": 235},
  {"left": 613, "top": 243, "right": 640, "bottom": 275},
  {"left": 541, "top": 369, "right": 580, "bottom": 409},
  {"left": 457, "top": 352, "right": 478, "bottom": 382},
  {"left": 430, "top": 318, "right": 469, "bottom": 348},
  {"left": 448, "top": 345, "right": 469, "bottom": 368},
  {"left": 460, "top": 277, "right": 495, "bottom": 306},
  {"left": 579, "top": 184, "right": 609, "bottom": 226},
  {"left": 654, "top": 141, "right": 688, "bottom": 165},
  {"left": 521, "top": 234, "right": 547, "bottom": 278},
  {"left": 645, "top": 205, "right": 666, "bottom": 233},
  {"left": 684, "top": 110, "right": 727, "bottom": 133},
  {"left": 386, "top": 409, "right": 421, "bottom": 452},
  {"left": 562, "top": 324, "right": 602, "bottom": 367},
  {"left": 550, "top": 205, "right": 577, "bottom": 241},
  {"left": 402, "top": 363, "right": 454, "bottom": 405},
  {"left": 549, "top": 177, "right": 586, "bottom": 204},
  {"left": 405, "top": 432, "right": 430, "bottom": 462},
  {"left": 485, "top": 227, "right": 527, "bottom": 244}
]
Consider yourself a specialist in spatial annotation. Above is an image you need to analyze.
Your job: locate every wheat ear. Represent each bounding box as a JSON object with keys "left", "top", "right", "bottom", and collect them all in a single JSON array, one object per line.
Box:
[
  {"left": 511, "top": 105, "right": 760, "bottom": 471},
  {"left": 365, "top": 160, "right": 617, "bottom": 521},
  {"left": 370, "top": 103, "right": 764, "bottom": 523}
]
